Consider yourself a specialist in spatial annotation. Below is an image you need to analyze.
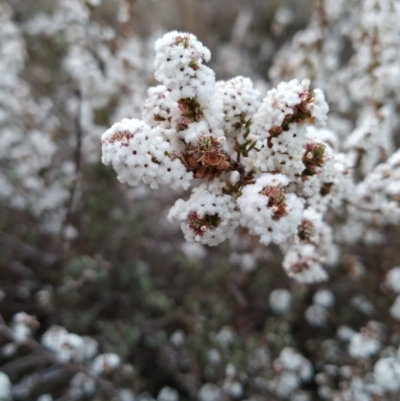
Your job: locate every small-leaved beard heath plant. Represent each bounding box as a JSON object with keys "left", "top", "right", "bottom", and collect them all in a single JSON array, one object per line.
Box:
[{"left": 101, "top": 31, "right": 400, "bottom": 284}]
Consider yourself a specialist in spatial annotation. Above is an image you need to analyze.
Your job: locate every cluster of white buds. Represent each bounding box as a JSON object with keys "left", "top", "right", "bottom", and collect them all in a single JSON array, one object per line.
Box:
[
  {"left": 269, "top": 347, "right": 313, "bottom": 399},
  {"left": 101, "top": 30, "right": 400, "bottom": 283},
  {"left": 270, "top": 0, "right": 400, "bottom": 248},
  {"left": 41, "top": 325, "right": 98, "bottom": 363}
]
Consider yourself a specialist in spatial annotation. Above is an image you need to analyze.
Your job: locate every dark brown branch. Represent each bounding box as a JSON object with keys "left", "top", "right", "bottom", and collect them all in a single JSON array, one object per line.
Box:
[
  {"left": 60, "top": 89, "right": 84, "bottom": 248},
  {"left": 0, "top": 232, "right": 56, "bottom": 267},
  {"left": 0, "top": 320, "right": 119, "bottom": 397}
]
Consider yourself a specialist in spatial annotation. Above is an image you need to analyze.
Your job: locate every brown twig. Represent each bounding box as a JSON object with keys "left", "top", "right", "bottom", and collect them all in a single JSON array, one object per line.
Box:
[
  {"left": 0, "top": 232, "right": 56, "bottom": 267},
  {"left": 0, "top": 320, "right": 119, "bottom": 398}
]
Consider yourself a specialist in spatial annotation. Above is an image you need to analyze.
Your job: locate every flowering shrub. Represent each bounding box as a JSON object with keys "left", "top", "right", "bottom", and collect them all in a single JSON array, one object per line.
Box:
[
  {"left": 3, "top": 0, "right": 400, "bottom": 400},
  {"left": 102, "top": 29, "right": 400, "bottom": 285}
]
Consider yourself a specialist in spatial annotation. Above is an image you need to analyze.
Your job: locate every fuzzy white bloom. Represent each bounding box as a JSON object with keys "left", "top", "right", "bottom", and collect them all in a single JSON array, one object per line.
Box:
[
  {"left": 313, "top": 289, "right": 335, "bottom": 308},
  {"left": 207, "top": 348, "right": 222, "bottom": 365},
  {"left": 344, "top": 105, "right": 395, "bottom": 176},
  {"left": 41, "top": 325, "right": 98, "bottom": 363},
  {"left": 216, "top": 327, "right": 234, "bottom": 346},
  {"left": 269, "top": 289, "right": 292, "bottom": 314},
  {"left": 0, "top": 372, "right": 11, "bottom": 401},
  {"left": 217, "top": 77, "right": 260, "bottom": 133},
  {"left": 102, "top": 118, "right": 192, "bottom": 190},
  {"left": 154, "top": 31, "right": 211, "bottom": 100},
  {"left": 119, "top": 389, "right": 136, "bottom": 401},
  {"left": 153, "top": 31, "right": 223, "bottom": 136},
  {"left": 305, "top": 304, "right": 328, "bottom": 327},
  {"left": 91, "top": 353, "right": 121, "bottom": 375},
  {"left": 350, "top": 295, "right": 374, "bottom": 316},
  {"left": 216, "top": 76, "right": 260, "bottom": 159},
  {"left": 348, "top": 333, "right": 380, "bottom": 359},
  {"left": 100, "top": 28, "right": 400, "bottom": 285},
  {"left": 181, "top": 242, "right": 207, "bottom": 259},
  {"left": 142, "top": 85, "right": 181, "bottom": 130},
  {"left": 169, "top": 180, "right": 240, "bottom": 246},
  {"left": 223, "top": 381, "right": 243, "bottom": 399},
  {"left": 389, "top": 295, "right": 400, "bottom": 321},
  {"left": 294, "top": 208, "right": 337, "bottom": 266},
  {"left": 170, "top": 330, "right": 185, "bottom": 348},
  {"left": 69, "top": 372, "right": 96, "bottom": 399},
  {"left": 386, "top": 267, "right": 400, "bottom": 294},
  {"left": 37, "top": 395, "right": 53, "bottom": 401},
  {"left": 98, "top": 31, "right": 337, "bottom": 282},
  {"left": 248, "top": 80, "right": 329, "bottom": 185},
  {"left": 198, "top": 383, "right": 221, "bottom": 401},
  {"left": 271, "top": 347, "right": 313, "bottom": 398},
  {"left": 337, "top": 325, "right": 356, "bottom": 342},
  {"left": 374, "top": 357, "right": 400, "bottom": 393},
  {"left": 251, "top": 80, "right": 328, "bottom": 142},
  {"left": 283, "top": 244, "right": 328, "bottom": 283},
  {"left": 238, "top": 174, "right": 304, "bottom": 245},
  {"left": 11, "top": 312, "right": 39, "bottom": 343},
  {"left": 229, "top": 252, "right": 257, "bottom": 272},
  {"left": 274, "top": 348, "right": 313, "bottom": 380},
  {"left": 157, "top": 387, "right": 179, "bottom": 401}
]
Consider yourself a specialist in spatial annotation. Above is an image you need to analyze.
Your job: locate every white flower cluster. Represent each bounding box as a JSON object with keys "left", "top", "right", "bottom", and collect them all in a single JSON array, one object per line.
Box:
[
  {"left": 91, "top": 353, "right": 121, "bottom": 375},
  {"left": 0, "top": 3, "right": 71, "bottom": 233},
  {"left": 271, "top": 0, "right": 400, "bottom": 249},
  {"left": 269, "top": 288, "right": 292, "bottom": 314},
  {"left": 304, "top": 288, "right": 335, "bottom": 327},
  {"left": 11, "top": 312, "right": 39, "bottom": 343},
  {"left": 41, "top": 325, "right": 98, "bottom": 363},
  {"left": 102, "top": 31, "right": 350, "bottom": 283},
  {"left": 374, "top": 354, "right": 400, "bottom": 393},
  {"left": 237, "top": 174, "right": 304, "bottom": 245},
  {"left": 385, "top": 266, "right": 400, "bottom": 321},
  {"left": 102, "top": 119, "right": 192, "bottom": 190},
  {"left": 168, "top": 180, "right": 240, "bottom": 245},
  {"left": 270, "top": 347, "right": 313, "bottom": 399},
  {"left": 0, "top": 0, "right": 158, "bottom": 234},
  {"left": 347, "top": 322, "right": 384, "bottom": 360},
  {"left": 0, "top": 315, "right": 130, "bottom": 400},
  {"left": 0, "top": 372, "right": 11, "bottom": 401}
]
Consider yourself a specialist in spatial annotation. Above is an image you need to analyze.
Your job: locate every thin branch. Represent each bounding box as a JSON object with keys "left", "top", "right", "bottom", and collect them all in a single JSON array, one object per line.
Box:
[
  {"left": 0, "top": 321, "right": 119, "bottom": 397},
  {"left": 0, "top": 231, "right": 56, "bottom": 267},
  {"left": 60, "top": 89, "right": 83, "bottom": 246}
]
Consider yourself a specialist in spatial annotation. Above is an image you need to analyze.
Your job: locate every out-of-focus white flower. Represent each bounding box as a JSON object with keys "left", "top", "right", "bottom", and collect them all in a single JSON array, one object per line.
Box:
[
  {"left": 207, "top": 348, "right": 221, "bottom": 365},
  {"left": 349, "top": 332, "right": 380, "bottom": 359},
  {"left": 337, "top": 325, "right": 356, "bottom": 342},
  {"left": 198, "top": 383, "right": 221, "bottom": 401},
  {"left": 313, "top": 289, "right": 335, "bottom": 308},
  {"left": 41, "top": 325, "right": 98, "bottom": 363},
  {"left": 216, "top": 327, "right": 234, "bottom": 346},
  {"left": 305, "top": 304, "right": 328, "bottom": 327},
  {"left": 170, "top": 330, "right": 185, "bottom": 348},
  {"left": 157, "top": 387, "right": 179, "bottom": 401},
  {"left": 0, "top": 372, "right": 11, "bottom": 401},
  {"left": 91, "top": 353, "right": 121, "bottom": 375},
  {"left": 387, "top": 267, "right": 400, "bottom": 294},
  {"left": 269, "top": 289, "right": 292, "bottom": 314},
  {"left": 374, "top": 357, "right": 400, "bottom": 392},
  {"left": 69, "top": 373, "right": 96, "bottom": 399},
  {"left": 36, "top": 395, "right": 53, "bottom": 401},
  {"left": 390, "top": 295, "right": 400, "bottom": 320},
  {"left": 180, "top": 242, "right": 207, "bottom": 259}
]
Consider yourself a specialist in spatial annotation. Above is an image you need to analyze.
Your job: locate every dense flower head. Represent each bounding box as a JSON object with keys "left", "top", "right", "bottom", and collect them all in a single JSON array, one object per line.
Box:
[
  {"left": 102, "top": 118, "right": 192, "bottom": 190},
  {"left": 168, "top": 180, "right": 240, "bottom": 246},
  {"left": 101, "top": 28, "right": 400, "bottom": 286},
  {"left": 237, "top": 173, "right": 304, "bottom": 245},
  {"left": 4, "top": 1, "right": 400, "bottom": 399}
]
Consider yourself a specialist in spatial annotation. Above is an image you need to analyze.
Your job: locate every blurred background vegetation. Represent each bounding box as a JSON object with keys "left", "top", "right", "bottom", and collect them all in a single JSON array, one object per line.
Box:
[{"left": 2, "top": 1, "right": 400, "bottom": 400}]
